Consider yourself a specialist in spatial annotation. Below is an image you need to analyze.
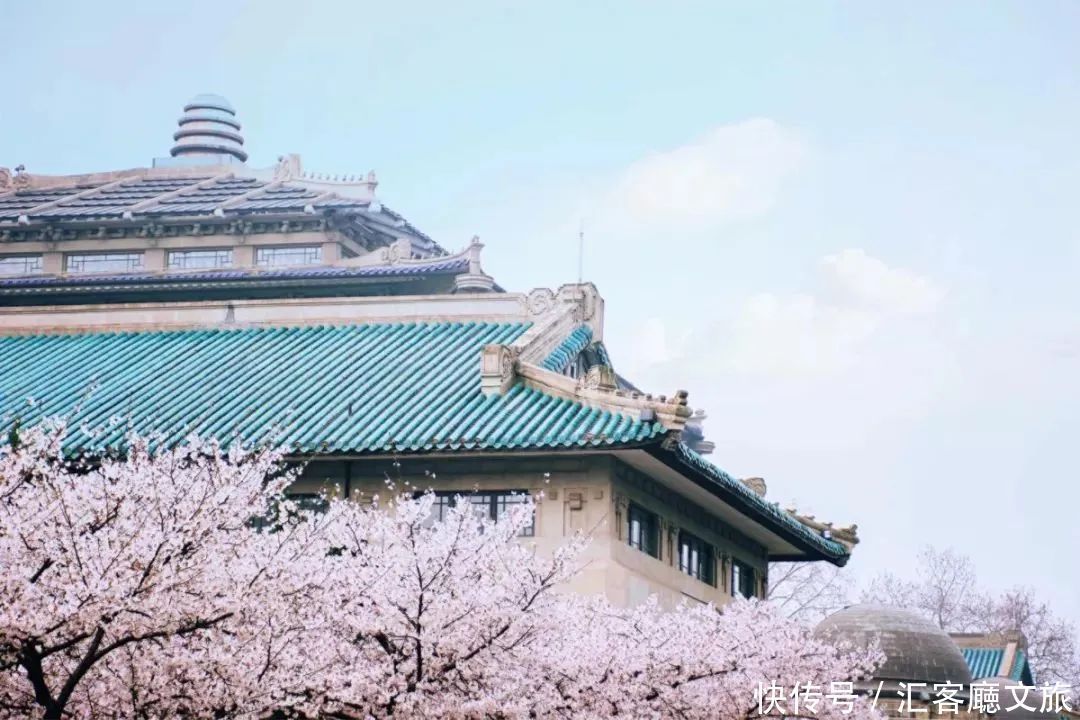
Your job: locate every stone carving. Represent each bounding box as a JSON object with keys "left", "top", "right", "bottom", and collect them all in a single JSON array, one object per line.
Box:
[
  {"left": 273, "top": 154, "right": 302, "bottom": 181},
  {"left": 480, "top": 344, "right": 519, "bottom": 396},
  {"left": 556, "top": 283, "right": 600, "bottom": 323},
  {"left": 741, "top": 477, "right": 767, "bottom": 497},
  {"left": 583, "top": 364, "right": 618, "bottom": 391},
  {"left": 526, "top": 288, "right": 556, "bottom": 316},
  {"left": 380, "top": 237, "right": 412, "bottom": 265},
  {"left": 13, "top": 165, "right": 30, "bottom": 189}
]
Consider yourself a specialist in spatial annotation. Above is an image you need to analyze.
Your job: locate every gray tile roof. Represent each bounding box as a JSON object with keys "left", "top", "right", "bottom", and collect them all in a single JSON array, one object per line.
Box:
[
  {"left": 1, "top": 175, "right": 369, "bottom": 223},
  {"left": 0, "top": 256, "right": 469, "bottom": 291}
]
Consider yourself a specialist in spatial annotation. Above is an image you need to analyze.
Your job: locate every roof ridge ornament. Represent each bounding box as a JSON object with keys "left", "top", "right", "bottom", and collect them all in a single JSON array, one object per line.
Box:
[
  {"left": 786, "top": 506, "right": 860, "bottom": 547},
  {"left": 273, "top": 154, "right": 303, "bottom": 181},
  {"left": 453, "top": 236, "right": 496, "bottom": 293}
]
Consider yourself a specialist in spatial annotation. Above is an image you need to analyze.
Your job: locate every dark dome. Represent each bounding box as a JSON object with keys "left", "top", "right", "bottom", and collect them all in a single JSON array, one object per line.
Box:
[{"left": 816, "top": 605, "right": 973, "bottom": 685}]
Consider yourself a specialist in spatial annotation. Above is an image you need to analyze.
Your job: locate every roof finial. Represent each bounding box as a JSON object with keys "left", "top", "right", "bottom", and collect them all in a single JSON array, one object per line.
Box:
[{"left": 168, "top": 94, "right": 247, "bottom": 164}]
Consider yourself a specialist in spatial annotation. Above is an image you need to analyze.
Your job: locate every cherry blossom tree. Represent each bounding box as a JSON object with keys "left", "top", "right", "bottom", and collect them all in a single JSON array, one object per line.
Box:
[
  {"left": 863, "top": 545, "right": 1080, "bottom": 696},
  {"left": 2, "top": 421, "right": 882, "bottom": 719},
  {"left": 768, "top": 561, "right": 854, "bottom": 624}
]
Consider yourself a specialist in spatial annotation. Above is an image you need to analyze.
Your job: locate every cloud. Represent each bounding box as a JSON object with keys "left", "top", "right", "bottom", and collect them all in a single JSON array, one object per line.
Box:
[
  {"left": 726, "top": 292, "right": 881, "bottom": 375},
  {"left": 821, "top": 248, "right": 944, "bottom": 315},
  {"left": 721, "top": 250, "right": 942, "bottom": 376},
  {"left": 628, "top": 249, "right": 945, "bottom": 379},
  {"left": 597, "top": 118, "right": 807, "bottom": 231}
]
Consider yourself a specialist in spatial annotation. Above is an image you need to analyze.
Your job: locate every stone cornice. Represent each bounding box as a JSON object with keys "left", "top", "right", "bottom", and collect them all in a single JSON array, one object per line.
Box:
[
  {"left": 0, "top": 290, "right": 532, "bottom": 335},
  {"left": 516, "top": 361, "right": 692, "bottom": 431},
  {"left": 477, "top": 283, "right": 690, "bottom": 431},
  {"left": 782, "top": 508, "right": 860, "bottom": 550},
  {"left": 0, "top": 213, "right": 335, "bottom": 243}
]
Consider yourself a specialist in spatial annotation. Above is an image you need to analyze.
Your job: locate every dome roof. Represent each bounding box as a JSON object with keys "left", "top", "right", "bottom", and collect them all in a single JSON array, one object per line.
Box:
[
  {"left": 815, "top": 605, "right": 973, "bottom": 685},
  {"left": 169, "top": 93, "right": 247, "bottom": 163}
]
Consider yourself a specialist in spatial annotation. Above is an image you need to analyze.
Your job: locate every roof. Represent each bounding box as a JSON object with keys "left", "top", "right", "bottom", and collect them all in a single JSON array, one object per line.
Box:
[
  {"left": 963, "top": 647, "right": 1006, "bottom": 679},
  {"left": 816, "top": 605, "right": 973, "bottom": 685},
  {"left": 0, "top": 321, "right": 664, "bottom": 456},
  {"left": 2, "top": 175, "right": 358, "bottom": 221},
  {"left": 953, "top": 632, "right": 1037, "bottom": 685},
  {"left": 0, "top": 171, "right": 443, "bottom": 256},
  {"left": 661, "top": 443, "right": 851, "bottom": 563},
  {"left": 0, "top": 315, "right": 848, "bottom": 563},
  {"left": 0, "top": 256, "right": 468, "bottom": 291},
  {"left": 540, "top": 325, "right": 593, "bottom": 371}
]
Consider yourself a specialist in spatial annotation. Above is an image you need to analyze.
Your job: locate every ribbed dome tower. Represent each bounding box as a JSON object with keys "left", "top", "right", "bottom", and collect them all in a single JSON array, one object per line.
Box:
[{"left": 169, "top": 94, "right": 248, "bottom": 163}]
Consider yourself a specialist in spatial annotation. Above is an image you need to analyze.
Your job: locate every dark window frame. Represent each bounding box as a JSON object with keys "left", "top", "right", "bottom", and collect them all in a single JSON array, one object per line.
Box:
[
  {"left": 426, "top": 490, "right": 535, "bottom": 537},
  {"left": 627, "top": 502, "right": 660, "bottom": 559},
  {"left": 678, "top": 530, "right": 715, "bottom": 586},
  {"left": 731, "top": 559, "right": 755, "bottom": 599}
]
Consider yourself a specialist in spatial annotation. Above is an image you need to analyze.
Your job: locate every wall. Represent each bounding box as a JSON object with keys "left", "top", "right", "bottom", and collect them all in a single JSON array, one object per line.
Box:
[{"left": 291, "top": 455, "right": 767, "bottom": 610}]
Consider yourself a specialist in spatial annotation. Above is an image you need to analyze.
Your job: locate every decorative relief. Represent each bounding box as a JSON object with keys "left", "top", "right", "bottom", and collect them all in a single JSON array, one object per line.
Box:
[
  {"left": 741, "top": 477, "right": 767, "bottom": 498},
  {"left": 273, "top": 154, "right": 302, "bottom": 181},
  {"left": 526, "top": 287, "right": 556, "bottom": 317},
  {"left": 555, "top": 283, "right": 600, "bottom": 323},
  {"left": 583, "top": 365, "right": 617, "bottom": 391},
  {"left": 480, "top": 344, "right": 520, "bottom": 396},
  {"left": 13, "top": 165, "right": 30, "bottom": 190},
  {"left": 380, "top": 237, "right": 412, "bottom": 265}
]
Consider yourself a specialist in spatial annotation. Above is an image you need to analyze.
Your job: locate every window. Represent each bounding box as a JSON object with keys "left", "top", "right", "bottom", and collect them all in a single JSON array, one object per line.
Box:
[
  {"left": 627, "top": 503, "right": 660, "bottom": 558},
  {"left": 678, "top": 531, "right": 715, "bottom": 586},
  {"left": 286, "top": 493, "right": 330, "bottom": 514},
  {"left": 255, "top": 245, "right": 321, "bottom": 268},
  {"left": 0, "top": 254, "right": 43, "bottom": 276},
  {"left": 426, "top": 491, "right": 535, "bottom": 537},
  {"left": 731, "top": 559, "right": 755, "bottom": 599},
  {"left": 250, "top": 492, "right": 328, "bottom": 530},
  {"left": 65, "top": 252, "right": 144, "bottom": 273},
  {"left": 167, "top": 248, "right": 233, "bottom": 270}
]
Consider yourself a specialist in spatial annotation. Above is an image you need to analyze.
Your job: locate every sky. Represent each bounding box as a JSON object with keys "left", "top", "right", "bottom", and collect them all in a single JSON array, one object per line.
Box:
[{"left": 2, "top": 1, "right": 1078, "bottom": 621}]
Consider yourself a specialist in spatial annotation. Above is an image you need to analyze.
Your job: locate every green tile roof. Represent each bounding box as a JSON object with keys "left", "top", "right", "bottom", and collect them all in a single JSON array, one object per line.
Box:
[
  {"left": 667, "top": 443, "right": 851, "bottom": 563},
  {"left": 1011, "top": 649, "right": 1034, "bottom": 685},
  {"left": 0, "top": 322, "right": 664, "bottom": 455},
  {"left": 0, "top": 320, "right": 847, "bottom": 563},
  {"left": 962, "top": 648, "right": 1005, "bottom": 679},
  {"left": 540, "top": 325, "right": 593, "bottom": 372}
]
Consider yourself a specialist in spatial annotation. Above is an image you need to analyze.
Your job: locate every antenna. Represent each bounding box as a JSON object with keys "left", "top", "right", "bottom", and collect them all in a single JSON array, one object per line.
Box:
[{"left": 577, "top": 219, "right": 585, "bottom": 284}]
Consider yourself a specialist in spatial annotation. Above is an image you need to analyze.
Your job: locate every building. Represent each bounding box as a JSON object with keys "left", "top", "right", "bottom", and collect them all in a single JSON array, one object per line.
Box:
[
  {"left": 0, "top": 94, "right": 858, "bottom": 609},
  {"left": 952, "top": 631, "right": 1036, "bottom": 687},
  {"left": 817, "top": 606, "right": 1067, "bottom": 720}
]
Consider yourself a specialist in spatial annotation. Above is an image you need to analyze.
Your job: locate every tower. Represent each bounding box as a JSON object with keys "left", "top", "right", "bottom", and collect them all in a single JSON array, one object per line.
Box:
[{"left": 154, "top": 93, "right": 247, "bottom": 167}]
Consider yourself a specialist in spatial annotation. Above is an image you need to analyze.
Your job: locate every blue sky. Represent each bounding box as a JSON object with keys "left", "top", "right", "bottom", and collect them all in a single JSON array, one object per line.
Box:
[{"left": 2, "top": 1, "right": 1078, "bottom": 619}]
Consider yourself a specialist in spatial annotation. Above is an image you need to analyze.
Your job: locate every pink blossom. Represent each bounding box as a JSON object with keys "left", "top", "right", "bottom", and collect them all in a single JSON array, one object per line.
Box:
[{"left": 1, "top": 423, "right": 881, "bottom": 718}]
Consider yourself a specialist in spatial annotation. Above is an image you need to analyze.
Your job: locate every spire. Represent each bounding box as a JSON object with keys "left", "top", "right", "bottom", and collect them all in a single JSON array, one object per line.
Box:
[{"left": 168, "top": 94, "right": 248, "bottom": 163}]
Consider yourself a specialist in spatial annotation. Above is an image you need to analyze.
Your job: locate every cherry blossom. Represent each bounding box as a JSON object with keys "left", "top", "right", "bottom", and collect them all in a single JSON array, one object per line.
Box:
[{"left": 1, "top": 421, "right": 881, "bottom": 719}]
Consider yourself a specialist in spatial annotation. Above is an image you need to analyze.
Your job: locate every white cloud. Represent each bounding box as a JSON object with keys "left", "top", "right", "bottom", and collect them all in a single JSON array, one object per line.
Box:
[
  {"left": 726, "top": 292, "right": 880, "bottom": 375},
  {"left": 725, "top": 249, "right": 943, "bottom": 376},
  {"left": 821, "top": 248, "right": 944, "bottom": 315},
  {"left": 597, "top": 118, "right": 807, "bottom": 231},
  {"left": 673, "top": 250, "right": 944, "bottom": 378}
]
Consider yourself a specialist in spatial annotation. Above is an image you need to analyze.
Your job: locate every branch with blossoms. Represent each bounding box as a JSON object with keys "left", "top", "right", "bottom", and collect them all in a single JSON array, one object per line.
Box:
[{"left": 1, "top": 420, "right": 881, "bottom": 719}]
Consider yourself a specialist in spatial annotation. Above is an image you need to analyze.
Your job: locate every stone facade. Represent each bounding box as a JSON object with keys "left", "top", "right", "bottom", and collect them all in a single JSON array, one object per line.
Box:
[{"left": 290, "top": 456, "right": 767, "bottom": 608}]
